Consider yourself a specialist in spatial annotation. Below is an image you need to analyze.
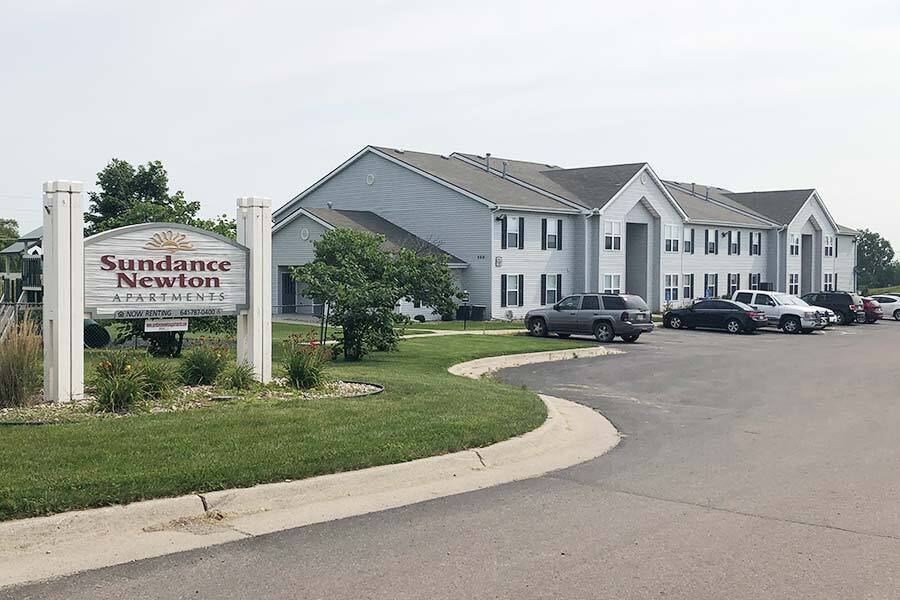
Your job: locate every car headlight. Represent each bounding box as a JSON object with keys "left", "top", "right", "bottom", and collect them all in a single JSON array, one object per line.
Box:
[{"left": 803, "top": 312, "right": 816, "bottom": 319}]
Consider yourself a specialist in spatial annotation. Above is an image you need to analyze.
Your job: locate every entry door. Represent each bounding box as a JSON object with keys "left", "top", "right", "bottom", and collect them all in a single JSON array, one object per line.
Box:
[{"left": 281, "top": 272, "right": 296, "bottom": 313}]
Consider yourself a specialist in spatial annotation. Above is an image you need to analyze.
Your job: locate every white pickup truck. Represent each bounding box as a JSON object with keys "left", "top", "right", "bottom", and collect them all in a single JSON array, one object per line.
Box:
[{"left": 731, "top": 290, "right": 829, "bottom": 334}]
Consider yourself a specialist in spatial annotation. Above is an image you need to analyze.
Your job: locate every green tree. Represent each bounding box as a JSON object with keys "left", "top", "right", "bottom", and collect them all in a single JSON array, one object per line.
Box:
[
  {"left": 857, "top": 229, "right": 896, "bottom": 290},
  {"left": 294, "top": 229, "right": 457, "bottom": 361},
  {"left": 0, "top": 218, "right": 19, "bottom": 248},
  {"left": 86, "top": 159, "right": 238, "bottom": 356}
]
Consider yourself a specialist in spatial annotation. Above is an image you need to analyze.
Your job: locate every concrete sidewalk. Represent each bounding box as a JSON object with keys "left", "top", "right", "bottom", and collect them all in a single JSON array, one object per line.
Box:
[{"left": 0, "top": 347, "right": 621, "bottom": 589}]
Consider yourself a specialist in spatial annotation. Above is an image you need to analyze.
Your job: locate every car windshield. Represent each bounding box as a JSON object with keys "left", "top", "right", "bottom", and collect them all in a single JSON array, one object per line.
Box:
[
  {"left": 621, "top": 296, "right": 649, "bottom": 310},
  {"left": 773, "top": 293, "right": 807, "bottom": 306},
  {"left": 850, "top": 293, "right": 864, "bottom": 305}
]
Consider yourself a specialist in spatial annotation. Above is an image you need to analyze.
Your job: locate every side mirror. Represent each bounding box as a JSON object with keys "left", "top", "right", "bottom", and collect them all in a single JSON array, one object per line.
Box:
[{"left": 553, "top": 304, "right": 560, "bottom": 311}]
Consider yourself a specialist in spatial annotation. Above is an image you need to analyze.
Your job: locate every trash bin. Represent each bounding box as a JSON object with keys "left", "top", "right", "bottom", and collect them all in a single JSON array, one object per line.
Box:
[
  {"left": 470, "top": 305, "right": 486, "bottom": 321},
  {"left": 455, "top": 305, "right": 471, "bottom": 321}
]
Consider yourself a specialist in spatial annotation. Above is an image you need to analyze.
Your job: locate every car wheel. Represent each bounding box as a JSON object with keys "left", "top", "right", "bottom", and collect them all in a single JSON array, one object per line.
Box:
[
  {"left": 726, "top": 318, "right": 743, "bottom": 334},
  {"left": 894, "top": 309, "right": 900, "bottom": 321},
  {"left": 856, "top": 313, "right": 867, "bottom": 324},
  {"left": 557, "top": 333, "right": 571, "bottom": 339},
  {"left": 528, "top": 318, "right": 548, "bottom": 337},
  {"left": 782, "top": 316, "right": 801, "bottom": 334},
  {"left": 621, "top": 333, "right": 640, "bottom": 343},
  {"left": 668, "top": 315, "right": 683, "bottom": 330},
  {"left": 834, "top": 311, "right": 847, "bottom": 325},
  {"left": 593, "top": 321, "right": 614, "bottom": 343}
]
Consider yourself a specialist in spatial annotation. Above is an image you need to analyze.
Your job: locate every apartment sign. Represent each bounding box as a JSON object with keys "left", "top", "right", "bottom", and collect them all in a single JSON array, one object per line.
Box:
[{"left": 83, "top": 223, "right": 250, "bottom": 319}]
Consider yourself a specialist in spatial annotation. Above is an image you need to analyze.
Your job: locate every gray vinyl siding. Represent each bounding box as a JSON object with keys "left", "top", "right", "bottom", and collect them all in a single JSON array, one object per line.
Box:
[
  {"left": 597, "top": 168, "right": 681, "bottom": 310},
  {"left": 681, "top": 226, "right": 770, "bottom": 301},
  {"left": 277, "top": 151, "right": 494, "bottom": 315},
  {"left": 491, "top": 210, "right": 579, "bottom": 319},
  {"left": 786, "top": 195, "right": 838, "bottom": 294},
  {"left": 834, "top": 234, "right": 857, "bottom": 291},
  {"left": 271, "top": 214, "right": 329, "bottom": 311}
]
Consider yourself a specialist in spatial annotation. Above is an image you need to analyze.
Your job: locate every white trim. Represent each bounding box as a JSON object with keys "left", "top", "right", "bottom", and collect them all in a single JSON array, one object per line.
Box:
[
  {"left": 603, "top": 220, "right": 623, "bottom": 252},
  {"left": 272, "top": 207, "right": 336, "bottom": 234},
  {"left": 602, "top": 273, "right": 622, "bottom": 294},
  {"left": 664, "top": 273, "right": 680, "bottom": 303},
  {"left": 664, "top": 224, "right": 680, "bottom": 253},
  {"left": 606, "top": 164, "right": 690, "bottom": 221},
  {"left": 496, "top": 204, "right": 580, "bottom": 215},
  {"left": 685, "top": 218, "right": 778, "bottom": 228}
]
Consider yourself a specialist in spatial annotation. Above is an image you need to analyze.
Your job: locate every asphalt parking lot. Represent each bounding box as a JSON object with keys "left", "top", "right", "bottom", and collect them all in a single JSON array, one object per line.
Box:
[{"left": 8, "top": 320, "right": 900, "bottom": 600}]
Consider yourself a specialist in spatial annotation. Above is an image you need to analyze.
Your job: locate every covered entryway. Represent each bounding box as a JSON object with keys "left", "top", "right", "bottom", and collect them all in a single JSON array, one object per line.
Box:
[
  {"left": 801, "top": 235, "right": 813, "bottom": 295},
  {"left": 279, "top": 268, "right": 296, "bottom": 313},
  {"left": 626, "top": 222, "right": 648, "bottom": 300}
]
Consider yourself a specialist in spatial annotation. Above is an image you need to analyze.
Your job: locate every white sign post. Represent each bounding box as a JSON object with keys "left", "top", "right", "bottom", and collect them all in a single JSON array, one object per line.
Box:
[
  {"left": 236, "top": 197, "right": 272, "bottom": 383},
  {"left": 42, "top": 180, "right": 85, "bottom": 403}
]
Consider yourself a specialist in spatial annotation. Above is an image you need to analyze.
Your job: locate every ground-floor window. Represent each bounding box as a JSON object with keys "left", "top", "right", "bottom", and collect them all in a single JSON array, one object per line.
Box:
[
  {"left": 664, "top": 274, "right": 679, "bottom": 303},
  {"left": 704, "top": 273, "right": 718, "bottom": 298},
  {"left": 750, "top": 273, "right": 761, "bottom": 290},
  {"left": 728, "top": 273, "right": 740, "bottom": 295},
  {"left": 789, "top": 273, "right": 799, "bottom": 295},
  {"left": 603, "top": 274, "right": 622, "bottom": 294},
  {"left": 542, "top": 273, "right": 562, "bottom": 305},
  {"left": 824, "top": 273, "right": 834, "bottom": 291},
  {"left": 683, "top": 273, "right": 694, "bottom": 300},
  {"left": 501, "top": 274, "right": 524, "bottom": 307}
]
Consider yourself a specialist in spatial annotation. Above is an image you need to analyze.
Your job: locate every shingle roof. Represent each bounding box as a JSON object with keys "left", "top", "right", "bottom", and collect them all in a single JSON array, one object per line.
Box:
[
  {"left": 0, "top": 226, "right": 42, "bottom": 255},
  {"left": 453, "top": 153, "right": 580, "bottom": 204},
  {"left": 663, "top": 184, "right": 773, "bottom": 227},
  {"left": 723, "top": 189, "right": 815, "bottom": 225},
  {"left": 664, "top": 181, "right": 776, "bottom": 223},
  {"left": 303, "top": 208, "right": 467, "bottom": 265},
  {"left": 538, "top": 163, "right": 647, "bottom": 210},
  {"left": 836, "top": 224, "right": 859, "bottom": 236},
  {"left": 372, "top": 147, "right": 575, "bottom": 211}
]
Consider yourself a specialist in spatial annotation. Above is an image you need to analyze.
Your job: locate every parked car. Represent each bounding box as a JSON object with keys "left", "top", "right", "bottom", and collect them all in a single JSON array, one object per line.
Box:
[
  {"left": 800, "top": 291, "right": 866, "bottom": 326},
  {"left": 525, "top": 293, "right": 654, "bottom": 342},
  {"left": 663, "top": 299, "right": 767, "bottom": 334},
  {"left": 731, "top": 290, "right": 828, "bottom": 333},
  {"left": 862, "top": 297, "right": 884, "bottom": 323},
  {"left": 870, "top": 294, "right": 900, "bottom": 321}
]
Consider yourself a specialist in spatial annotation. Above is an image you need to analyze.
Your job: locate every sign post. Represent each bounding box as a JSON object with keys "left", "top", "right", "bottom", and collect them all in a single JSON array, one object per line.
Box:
[
  {"left": 236, "top": 197, "right": 272, "bottom": 383},
  {"left": 42, "top": 180, "right": 85, "bottom": 403}
]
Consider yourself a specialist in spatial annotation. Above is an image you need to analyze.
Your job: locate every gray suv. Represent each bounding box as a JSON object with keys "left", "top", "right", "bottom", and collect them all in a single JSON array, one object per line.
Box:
[{"left": 524, "top": 293, "right": 654, "bottom": 342}]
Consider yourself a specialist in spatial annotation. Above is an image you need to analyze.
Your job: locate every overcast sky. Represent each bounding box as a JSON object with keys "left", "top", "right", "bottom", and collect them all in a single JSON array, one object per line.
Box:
[{"left": 2, "top": 1, "right": 899, "bottom": 248}]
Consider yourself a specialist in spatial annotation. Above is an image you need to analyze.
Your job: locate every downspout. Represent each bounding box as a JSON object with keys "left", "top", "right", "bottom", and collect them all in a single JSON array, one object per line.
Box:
[{"left": 776, "top": 225, "right": 786, "bottom": 291}]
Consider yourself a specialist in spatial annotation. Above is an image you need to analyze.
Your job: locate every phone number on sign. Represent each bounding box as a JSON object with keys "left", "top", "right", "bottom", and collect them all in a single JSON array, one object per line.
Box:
[{"left": 112, "top": 308, "right": 229, "bottom": 319}]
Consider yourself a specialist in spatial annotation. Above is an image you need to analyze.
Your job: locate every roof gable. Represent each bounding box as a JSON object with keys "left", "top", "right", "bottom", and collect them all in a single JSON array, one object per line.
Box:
[
  {"left": 538, "top": 163, "right": 647, "bottom": 210},
  {"left": 723, "top": 189, "right": 816, "bottom": 225}
]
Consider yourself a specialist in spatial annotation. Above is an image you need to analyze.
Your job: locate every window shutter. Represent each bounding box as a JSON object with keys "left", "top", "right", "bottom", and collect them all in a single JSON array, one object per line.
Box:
[
  {"left": 704, "top": 274, "right": 709, "bottom": 296},
  {"left": 540, "top": 274, "right": 547, "bottom": 305},
  {"left": 557, "top": 274, "right": 562, "bottom": 298},
  {"left": 728, "top": 232, "right": 733, "bottom": 255},
  {"left": 501, "top": 218, "right": 508, "bottom": 250},
  {"left": 518, "top": 274, "right": 525, "bottom": 306},
  {"left": 715, "top": 230, "right": 719, "bottom": 254},
  {"left": 541, "top": 219, "right": 547, "bottom": 250},
  {"left": 727, "top": 273, "right": 732, "bottom": 293},
  {"left": 714, "top": 274, "right": 719, "bottom": 296},
  {"left": 704, "top": 230, "right": 709, "bottom": 255},
  {"left": 835, "top": 236, "right": 838, "bottom": 255},
  {"left": 518, "top": 218, "right": 525, "bottom": 249},
  {"left": 737, "top": 273, "right": 741, "bottom": 289},
  {"left": 691, "top": 228, "right": 695, "bottom": 255},
  {"left": 557, "top": 219, "right": 563, "bottom": 251},
  {"left": 500, "top": 274, "right": 507, "bottom": 307},
  {"left": 737, "top": 231, "right": 742, "bottom": 255},
  {"left": 834, "top": 273, "right": 838, "bottom": 289}
]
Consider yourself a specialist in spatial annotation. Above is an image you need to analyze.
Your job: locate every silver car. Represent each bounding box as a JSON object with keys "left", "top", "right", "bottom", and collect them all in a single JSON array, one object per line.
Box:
[{"left": 524, "top": 293, "right": 654, "bottom": 343}]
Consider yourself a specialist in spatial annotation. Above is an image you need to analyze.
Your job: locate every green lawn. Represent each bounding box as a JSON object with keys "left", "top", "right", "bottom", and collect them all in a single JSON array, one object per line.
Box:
[
  {"left": 407, "top": 320, "right": 524, "bottom": 331},
  {"left": 0, "top": 334, "right": 590, "bottom": 521},
  {"left": 870, "top": 285, "right": 900, "bottom": 295}
]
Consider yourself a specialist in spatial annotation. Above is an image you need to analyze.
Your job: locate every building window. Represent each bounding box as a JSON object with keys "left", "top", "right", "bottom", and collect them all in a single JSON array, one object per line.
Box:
[
  {"left": 729, "top": 232, "right": 740, "bottom": 255},
  {"left": 706, "top": 229, "right": 718, "bottom": 254},
  {"left": 789, "top": 273, "right": 799, "bottom": 295},
  {"left": 542, "top": 218, "right": 562, "bottom": 250},
  {"left": 751, "top": 232, "right": 761, "bottom": 255},
  {"left": 824, "top": 273, "right": 834, "bottom": 291},
  {"left": 728, "top": 273, "right": 740, "bottom": 295},
  {"left": 790, "top": 235, "right": 800, "bottom": 256},
  {"left": 664, "top": 274, "right": 680, "bottom": 303},
  {"left": 824, "top": 236, "right": 834, "bottom": 257},
  {"left": 664, "top": 225, "right": 680, "bottom": 253},
  {"left": 604, "top": 220, "right": 622, "bottom": 251},
  {"left": 750, "top": 273, "right": 761, "bottom": 290},
  {"left": 506, "top": 217, "right": 520, "bottom": 249},
  {"left": 683, "top": 228, "right": 694, "bottom": 254},
  {"left": 704, "top": 273, "right": 718, "bottom": 298},
  {"left": 502, "top": 273, "right": 523, "bottom": 307},
  {"left": 683, "top": 273, "right": 694, "bottom": 300},
  {"left": 603, "top": 274, "right": 622, "bottom": 294},
  {"left": 543, "top": 273, "right": 561, "bottom": 304}
]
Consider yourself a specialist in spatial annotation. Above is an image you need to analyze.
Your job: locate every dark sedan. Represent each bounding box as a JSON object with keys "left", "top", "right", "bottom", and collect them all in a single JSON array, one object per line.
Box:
[{"left": 663, "top": 299, "right": 768, "bottom": 334}]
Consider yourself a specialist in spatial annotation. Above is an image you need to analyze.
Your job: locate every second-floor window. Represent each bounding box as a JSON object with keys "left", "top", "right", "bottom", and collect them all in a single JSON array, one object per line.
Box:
[
  {"left": 790, "top": 235, "right": 800, "bottom": 256},
  {"left": 824, "top": 236, "right": 834, "bottom": 257},
  {"left": 664, "top": 225, "right": 680, "bottom": 253},
  {"left": 542, "top": 218, "right": 562, "bottom": 250},
  {"left": 604, "top": 220, "right": 622, "bottom": 251},
  {"left": 684, "top": 228, "right": 694, "bottom": 254},
  {"left": 750, "top": 232, "right": 761, "bottom": 255},
  {"left": 504, "top": 216, "right": 522, "bottom": 249},
  {"left": 729, "top": 231, "right": 740, "bottom": 255}
]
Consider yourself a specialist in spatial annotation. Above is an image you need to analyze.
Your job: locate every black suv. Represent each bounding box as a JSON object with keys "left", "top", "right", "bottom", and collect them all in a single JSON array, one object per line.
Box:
[{"left": 800, "top": 291, "right": 866, "bottom": 325}]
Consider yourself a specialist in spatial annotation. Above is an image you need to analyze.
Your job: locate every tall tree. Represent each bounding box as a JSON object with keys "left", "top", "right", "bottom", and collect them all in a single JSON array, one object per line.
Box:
[
  {"left": 86, "top": 159, "right": 237, "bottom": 355},
  {"left": 294, "top": 229, "right": 457, "bottom": 361},
  {"left": 857, "top": 229, "right": 896, "bottom": 290},
  {"left": 0, "top": 218, "right": 19, "bottom": 249}
]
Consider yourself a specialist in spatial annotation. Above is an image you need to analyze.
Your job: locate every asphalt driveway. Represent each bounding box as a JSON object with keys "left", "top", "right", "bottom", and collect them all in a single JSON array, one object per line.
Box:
[{"left": 6, "top": 322, "right": 900, "bottom": 599}]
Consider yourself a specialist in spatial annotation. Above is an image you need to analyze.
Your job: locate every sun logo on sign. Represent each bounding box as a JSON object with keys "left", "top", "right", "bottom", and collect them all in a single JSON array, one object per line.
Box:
[{"left": 144, "top": 231, "right": 195, "bottom": 252}]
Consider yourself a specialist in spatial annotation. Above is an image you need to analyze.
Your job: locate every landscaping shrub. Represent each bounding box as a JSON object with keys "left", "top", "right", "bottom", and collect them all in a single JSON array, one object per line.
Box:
[
  {"left": 0, "top": 316, "right": 42, "bottom": 408},
  {"left": 217, "top": 361, "right": 256, "bottom": 391},
  {"left": 94, "top": 369, "right": 147, "bottom": 413},
  {"left": 180, "top": 341, "right": 228, "bottom": 385},
  {"left": 137, "top": 359, "right": 174, "bottom": 399},
  {"left": 282, "top": 333, "right": 332, "bottom": 389},
  {"left": 95, "top": 350, "right": 134, "bottom": 379}
]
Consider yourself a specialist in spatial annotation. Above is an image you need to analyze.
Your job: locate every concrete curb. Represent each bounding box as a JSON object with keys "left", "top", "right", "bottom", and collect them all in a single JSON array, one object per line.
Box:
[{"left": 0, "top": 346, "right": 621, "bottom": 589}]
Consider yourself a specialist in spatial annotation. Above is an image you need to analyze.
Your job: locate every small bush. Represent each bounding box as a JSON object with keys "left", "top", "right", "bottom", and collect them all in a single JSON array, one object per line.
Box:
[
  {"left": 0, "top": 316, "right": 42, "bottom": 408},
  {"left": 94, "top": 370, "right": 147, "bottom": 413},
  {"left": 95, "top": 350, "right": 135, "bottom": 379},
  {"left": 217, "top": 362, "right": 256, "bottom": 391},
  {"left": 282, "top": 333, "right": 332, "bottom": 389},
  {"left": 137, "top": 359, "right": 174, "bottom": 400},
  {"left": 180, "top": 342, "right": 228, "bottom": 386}
]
